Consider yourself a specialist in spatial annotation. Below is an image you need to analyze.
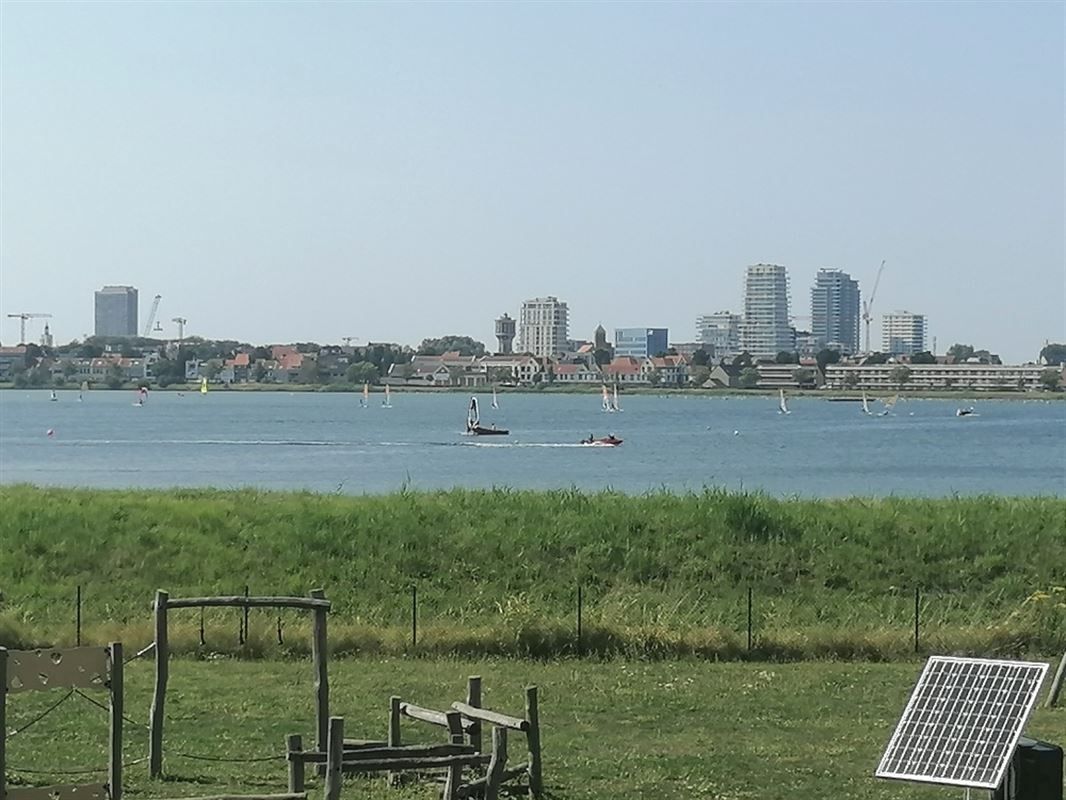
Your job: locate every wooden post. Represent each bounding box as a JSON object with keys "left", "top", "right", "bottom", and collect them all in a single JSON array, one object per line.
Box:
[
  {"left": 242, "top": 585, "right": 250, "bottom": 645},
  {"left": 411, "top": 585, "right": 417, "bottom": 650},
  {"left": 484, "top": 727, "right": 508, "bottom": 800},
  {"left": 149, "top": 589, "right": 169, "bottom": 779},
  {"left": 576, "top": 585, "right": 583, "bottom": 656},
  {"left": 1046, "top": 650, "right": 1066, "bottom": 709},
  {"left": 199, "top": 606, "right": 206, "bottom": 647},
  {"left": 109, "top": 642, "right": 123, "bottom": 800},
  {"left": 443, "top": 711, "right": 464, "bottom": 800},
  {"left": 913, "top": 587, "right": 920, "bottom": 654},
  {"left": 287, "top": 734, "right": 305, "bottom": 793},
  {"left": 310, "top": 589, "right": 329, "bottom": 767},
  {"left": 76, "top": 585, "right": 82, "bottom": 647},
  {"left": 1, "top": 647, "right": 7, "bottom": 800},
  {"left": 466, "top": 676, "right": 483, "bottom": 754},
  {"left": 747, "top": 587, "right": 753, "bottom": 651},
  {"left": 525, "top": 686, "right": 542, "bottom": 800},
  {"left": 388, "top": 695, "right": 402, "bottom": 786},
  {"left": 324, "top": 716, "right": 343, "bottom": 800}
]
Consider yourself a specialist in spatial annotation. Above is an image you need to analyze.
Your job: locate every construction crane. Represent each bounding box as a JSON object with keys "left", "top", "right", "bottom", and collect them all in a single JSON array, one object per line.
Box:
[
  {"left": 143, "top": 294, "right": 163, "bottom": 337},
  {"left": 7, "top": 312, "right": 52, "bottom": 345},
  {"left": 861, "top": 259, "right": 887, "bottom": 354},
  {"left": 172, "top": 317, "right": 187, "bottom": 343}
]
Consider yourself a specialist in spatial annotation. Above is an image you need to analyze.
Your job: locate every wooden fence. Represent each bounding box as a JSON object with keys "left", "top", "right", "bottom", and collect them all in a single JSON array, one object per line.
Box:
[
  {"left": 1, "top": 643, "right": 122, "bottom": 800},
  {"left": 148, "top": 589, "right": 330, "bottom": 778}
]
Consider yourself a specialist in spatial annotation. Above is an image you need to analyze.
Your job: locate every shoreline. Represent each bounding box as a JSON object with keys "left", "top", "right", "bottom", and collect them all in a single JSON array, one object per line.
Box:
[{"left": 2, "top": 381, "right": 1061, "bottom": 401}]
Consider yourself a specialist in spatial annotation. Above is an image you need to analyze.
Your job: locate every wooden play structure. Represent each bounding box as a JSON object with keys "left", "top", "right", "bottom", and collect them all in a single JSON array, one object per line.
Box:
[
  {"left": 148, "top": 589, "right": 331, "bottom": 778},
  {"left": 285, "top": 676, "right": 543, "bottom": 799},
  {"left": 1, "top": 643, "right": 123, "bottom": 800}
]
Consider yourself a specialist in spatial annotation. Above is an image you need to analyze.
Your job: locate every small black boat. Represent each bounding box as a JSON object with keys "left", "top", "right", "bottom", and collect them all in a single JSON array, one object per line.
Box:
[{"left": 466, "top": 396, "right": 509, "bottom": 436}]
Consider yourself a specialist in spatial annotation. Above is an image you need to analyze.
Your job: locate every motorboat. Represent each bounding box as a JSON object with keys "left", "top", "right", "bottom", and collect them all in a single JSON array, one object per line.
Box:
[
  {"left": 956, "top": 407, "right": 975, "bottom": 417},
  {"left": 581, "top": 434, "right": 623, "bottom": 447}
]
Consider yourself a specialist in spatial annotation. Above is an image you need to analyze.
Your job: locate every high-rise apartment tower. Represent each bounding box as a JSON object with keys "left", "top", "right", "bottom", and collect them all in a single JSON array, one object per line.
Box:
[
  {"left": 94, "top": 285, "right": 139, "bottom": 337},
  {"left": 881, "top": 311, "right": 926, "bottom": 355},
  {"left": 518, "top": 296, "right": 569, "bottom": 357},
  {"left": 696, "top": 312, "right": 742, "bottom": 360},
  {"left": 811, "top": 268, "right": 860, "bottom": 353},
  {"left": 740, "top": 264, "right": 793, "bottom": 359}
]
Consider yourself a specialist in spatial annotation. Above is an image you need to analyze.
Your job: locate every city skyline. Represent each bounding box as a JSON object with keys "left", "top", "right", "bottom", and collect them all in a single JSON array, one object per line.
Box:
[{"left": 1, "top": 3, "right": 1062, "bottom": 363}]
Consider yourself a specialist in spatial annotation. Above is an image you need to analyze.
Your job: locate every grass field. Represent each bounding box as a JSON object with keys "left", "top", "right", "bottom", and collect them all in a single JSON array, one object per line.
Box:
[
  {"left": 3, "top": 487, "right": 1064, "bottom": 658},
  {"left": 6, "top": 657, "right": 1065, "bottom": 799}
]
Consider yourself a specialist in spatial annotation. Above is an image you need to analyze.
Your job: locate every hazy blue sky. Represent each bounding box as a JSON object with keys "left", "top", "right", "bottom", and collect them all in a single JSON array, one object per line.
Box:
[{"left": 2, "top": 1, "right": 1062, "bottom": 362}]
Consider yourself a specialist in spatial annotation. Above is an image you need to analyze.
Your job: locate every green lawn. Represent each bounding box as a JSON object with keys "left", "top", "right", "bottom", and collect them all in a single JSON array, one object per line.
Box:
[{"left": 6, "top": 657, "right": 1065, "bottom": 799}]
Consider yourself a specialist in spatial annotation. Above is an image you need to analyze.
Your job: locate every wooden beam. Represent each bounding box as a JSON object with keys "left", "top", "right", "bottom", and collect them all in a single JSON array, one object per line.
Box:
[
  {"left": 451, "top": 702, "right": 529, "bottom": 732},
  {"left": 525, "top": 686, "right": 543, "bottom": 799},
  {"left": 149, "top": 590, "right": 169, "bottom": 779},
  {"left": 168, "top": 596, "right": 331, "bottom": 610},
  {"left": 109, "top": 642, "right": 123, "bottom": 800},
  {"left": 324, "top": 717, "right": 343, "bottom": 800},
  {"left": 286, "top": 734, "right": 304, "bottom": 793},
  {"left": 484, "top": 727, "right": 508, "bottom": 800},
  {"left": 310, "top": 590, "right": 329, "bottom": 768}
]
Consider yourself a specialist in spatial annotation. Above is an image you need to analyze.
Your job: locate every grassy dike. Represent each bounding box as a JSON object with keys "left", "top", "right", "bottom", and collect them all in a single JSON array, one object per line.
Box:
[{"left": 2, "top": 486, "right": 1064, "bottom": 658}]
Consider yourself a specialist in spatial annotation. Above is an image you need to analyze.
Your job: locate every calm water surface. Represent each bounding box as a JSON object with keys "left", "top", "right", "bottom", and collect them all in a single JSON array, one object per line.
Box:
[{"left": 0, "top": 389, "right": 1063, "bottom": 496}]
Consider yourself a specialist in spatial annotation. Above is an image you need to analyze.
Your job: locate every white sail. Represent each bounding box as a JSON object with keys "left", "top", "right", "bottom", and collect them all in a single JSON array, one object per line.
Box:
[
  {"left": 200, "top": 376, "right": 208, "bottom": 395},
  {"left": 467, "top": 396, "right": 480, "bottom": 430},
  {"left": 861, "top": 391, "right": 871, "bottom": 415},
  {"left": 602, "top": 385, "right": 611, "bottom": 412},
  {"left": 382, "top": 384, "right": 392, "bottom": 408},
  {"left": 880, "top": 394, "right": 899, "bottom": 416},
  {"left": 491, "top": 386, "right": 499, "bottom": 409},
  {"left": 612, "top": 384, "right": 621, "bottom": 412},
  {"left": 362, "top": 382, "right": 369, "bottom": 408},
  {"left": 778, "top": 388, "right": 790, "bottom": 415}
]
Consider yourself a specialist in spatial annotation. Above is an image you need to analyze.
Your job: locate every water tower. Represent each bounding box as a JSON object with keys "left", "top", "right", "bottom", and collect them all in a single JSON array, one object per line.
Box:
[{"left": 495, "top": 313, "right": 515, "bottom": 354}]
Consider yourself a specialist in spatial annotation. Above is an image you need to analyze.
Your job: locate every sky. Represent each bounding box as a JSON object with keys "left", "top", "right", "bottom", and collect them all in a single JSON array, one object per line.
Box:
[{"left": 1, "top": 1, "right": 1063, "bottom": 363}]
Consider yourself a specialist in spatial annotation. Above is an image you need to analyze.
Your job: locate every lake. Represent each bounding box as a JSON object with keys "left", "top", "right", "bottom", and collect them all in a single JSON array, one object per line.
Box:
[{"left": 0, "top": 389, "right": 1063, "bottom": 497}]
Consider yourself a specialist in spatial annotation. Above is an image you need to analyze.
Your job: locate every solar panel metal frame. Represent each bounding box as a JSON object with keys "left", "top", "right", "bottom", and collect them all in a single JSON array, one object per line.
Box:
[{"left": 875, "top": 656, "right": 1048, "bottom": 790}]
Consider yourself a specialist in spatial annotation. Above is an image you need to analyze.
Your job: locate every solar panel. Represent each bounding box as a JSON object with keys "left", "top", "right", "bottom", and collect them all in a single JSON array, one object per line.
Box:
[{"left": 876, "top": 656, "right": 1048, "bottom": 790}]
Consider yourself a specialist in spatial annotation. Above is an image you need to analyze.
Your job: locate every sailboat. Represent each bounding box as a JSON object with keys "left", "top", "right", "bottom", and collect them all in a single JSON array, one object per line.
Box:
[
  {"left": 79, "top": 380, "right": 88, "bottom": 402},
  {"left": 361, "top": 382, "right": 369, "bottom": 408},
  {"left": 612, "top": 384, "right": 621, "bottom": 413},
  {"left": 382, "top": 384, "right": 392, "bottom": 408},
  {"left": 879, "top": 394, "right": 899, "bottom": 417},
  {"left": 465, "top": 395, "right": 508, "bottom": 436},
  {"left": 778, "top": 388, "right": 791, "bottom": 415},
  {"left": 861, "top": 391, "right": 872, "bottom": 415},
  {"left": 491, "top": 386, "right": 499, "bottom": 409},
  {"left": 200, "top": 376, "right": 208, "bottom": 395},
  {"left": 49, "top": 389, "right": 58, "bottom": 402},
  {"left": 602, "top": 385, "right": 613, "bottom": 412}
]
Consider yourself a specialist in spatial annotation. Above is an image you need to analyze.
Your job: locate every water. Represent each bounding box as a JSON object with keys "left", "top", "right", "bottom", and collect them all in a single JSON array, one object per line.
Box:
[{"left": 1, "top": 389, "right": 1063, "bottom": 496}]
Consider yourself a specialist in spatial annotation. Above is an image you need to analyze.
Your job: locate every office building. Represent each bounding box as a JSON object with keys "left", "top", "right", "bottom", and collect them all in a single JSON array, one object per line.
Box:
[
  {"left": 740, "top": 264, "right": 793, "bottom": 359},
  {"left": 811, "top": 268, "right": 860, "bottom": 353},
  {"left": 882, "top": 311, "right": 926, "bottom": 355},
  {"left": 94, "top": 285, "right": 138, "bottom": 337},
  {"left": 614, "top": 328, "right": 668, "bottom": 358},
  {"left": 696, "top": 312, "right": 742, "bottom": 359},
  {"left": 518, "top": 296, "right": 569, "bottom": 357}
]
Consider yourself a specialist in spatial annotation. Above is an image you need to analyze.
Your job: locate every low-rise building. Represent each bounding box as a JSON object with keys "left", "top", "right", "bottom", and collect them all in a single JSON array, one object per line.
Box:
[
  {"left": 0, "top": 346, "right": 28, "bottom": 380},
  {"left": 824, "top": 362, "right": 1059, "bottom": 391}
]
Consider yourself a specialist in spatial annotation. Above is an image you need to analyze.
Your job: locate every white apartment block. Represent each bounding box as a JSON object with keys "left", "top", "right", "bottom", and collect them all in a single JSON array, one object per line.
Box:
[
  {"left": 824, "top": 363, "right": 1059, "bottom": 391},
  {"left": 518, "top": 296, "right": 569, "bottom": 357},
  {"left": 740, "top": 264, "right": 794, "bottom": 359},
  {"left": 882, "top": 311, "right": 926, "bottom": 355},
  {"left": 696, "top": 311, "right": 742, "bottom": 359}
]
